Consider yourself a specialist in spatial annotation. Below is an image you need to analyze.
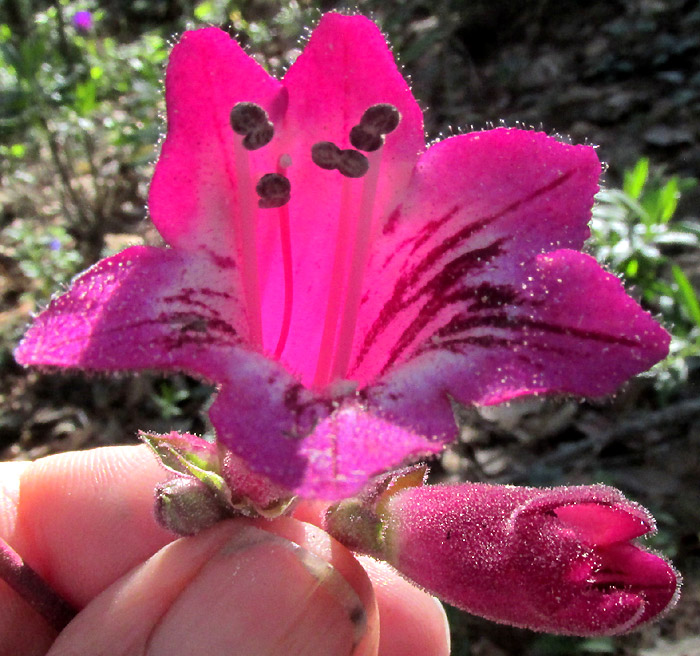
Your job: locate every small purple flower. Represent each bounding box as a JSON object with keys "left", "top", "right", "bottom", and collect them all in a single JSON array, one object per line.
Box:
[
  {"left": 49, "top": 238, "right": 62, "bottom": 252},
  {"left": 72, "top": 10, "right": 93, "bottom": 33}
]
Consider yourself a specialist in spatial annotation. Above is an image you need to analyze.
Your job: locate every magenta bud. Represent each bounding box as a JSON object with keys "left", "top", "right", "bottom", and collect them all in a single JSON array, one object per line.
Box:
[
  {"left": 155, "top": 476, "right": 231, "bottom": 536},
  {"left": 382, "top": 483, "right": 680, "bottom": 636}
]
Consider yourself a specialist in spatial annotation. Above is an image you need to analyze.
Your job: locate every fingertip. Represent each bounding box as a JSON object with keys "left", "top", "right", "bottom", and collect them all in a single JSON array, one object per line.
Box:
[
  {"left": 48, "top": 519, "right": 379, "bottom": 656},
  {"left": 14, "top": 445, "right": 173, "bottom": 605},
  {"left": 358, "top": 556, "right": 450, "bottom": 656},
  {"left": 290, "top": 499, "right": 330, "bottom": 527},
  {"left": 151, "top": 522, "right": 371, "bottom": 655}
]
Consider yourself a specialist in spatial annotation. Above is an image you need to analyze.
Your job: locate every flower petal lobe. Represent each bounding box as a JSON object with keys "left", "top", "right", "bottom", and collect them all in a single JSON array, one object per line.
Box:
[{"left": 15, "top": 246, "right": 246, "bottom": 377}]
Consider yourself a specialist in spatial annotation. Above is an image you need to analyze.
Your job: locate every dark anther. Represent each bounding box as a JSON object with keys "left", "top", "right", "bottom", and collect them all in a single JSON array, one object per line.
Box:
[
  {"left": 338, "top": 149, "right": 369, "bottom": 178},
  {"left": 311, "top": 141, "right": 341, "bottom": 170},
  {"left": 230, "top": 102, "right": 274, "bottom": 151},
  {"left": 350, "top": 103, "right": 401, "bottom": 152},
  {"left": 311, "top": 141, "right": 368, "bottom": 178},
  {"left": 349, "top": 125, "right": 383, "bottom": 152},
  {"left": 361, "top": 103, "right": 400, "bottom": 134},
  {"left": 256, "top": 172, "right": 291, "bottom": 209},
  {"left": 244, "top": 123, "right": 274, "bottom": 150},
  {"left": 230, "top": 102, "right": 267, "bottom": 133}
]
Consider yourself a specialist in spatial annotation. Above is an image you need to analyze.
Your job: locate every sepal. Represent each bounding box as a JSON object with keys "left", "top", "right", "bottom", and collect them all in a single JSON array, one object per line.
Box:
[
  {"left": 324, "top": 464, "right": 428, "bottom": 557},
  {"left": 141, "top": 431, "right": 296, "bottom": 535}
]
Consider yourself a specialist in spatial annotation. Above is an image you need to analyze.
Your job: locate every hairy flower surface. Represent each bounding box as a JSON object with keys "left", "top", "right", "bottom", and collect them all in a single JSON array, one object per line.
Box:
[
  {"left": 381, "top": 484, "right": 680, "bottom": 635},
  {"left": 16, "top": 14, "right": 669, "bottom": 499}
]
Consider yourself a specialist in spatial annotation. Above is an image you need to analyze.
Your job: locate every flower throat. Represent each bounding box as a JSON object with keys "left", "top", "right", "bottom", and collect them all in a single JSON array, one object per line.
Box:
[{"left": 229, "top": 100, "right": 401, "bottom": 389}]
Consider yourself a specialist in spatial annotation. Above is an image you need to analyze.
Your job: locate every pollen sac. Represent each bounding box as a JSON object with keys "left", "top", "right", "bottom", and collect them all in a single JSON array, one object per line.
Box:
[
  {"left": 230, "top": 102, "right": 267, "bottom": 133},
  {"left": 256, "top": 172, "right": 291, "bottom": 209},
  {"left": 338, "top": 149, "right": 369, "bottom": 178},
  {"left": 311, "top": 141, "right": 369, "bottom": 178},
  {"left": 349, "top": 125, "right": 383, "bottom": 152},
  {"left": 311, "top": 141, "right": 341, "bottom": 170},
  {"left": 230, "top": 102, "right": 274, "bottom": 151},
  {"left": 362, "top": 103, "right": 401, "bottom": 134},
  {"left": 243, "top": 123, "right": 274, "bottom": 150},
  {"left": 350, "top": 103, "right": 401, "bottom": 152}
]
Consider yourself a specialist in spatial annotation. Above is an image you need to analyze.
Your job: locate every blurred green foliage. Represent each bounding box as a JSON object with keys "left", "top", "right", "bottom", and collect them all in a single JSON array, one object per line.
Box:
[
  {"left": 1, "top": 221, "right": 82, "bottom": 300},
  {"left": 590, "top": 159, "right": 700, "bottom": 394}
]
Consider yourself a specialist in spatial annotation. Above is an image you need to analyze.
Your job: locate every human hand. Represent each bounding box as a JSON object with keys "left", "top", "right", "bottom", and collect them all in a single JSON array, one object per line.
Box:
[{"left": 0, "top": 446, "right": 450, "bottom": 656}]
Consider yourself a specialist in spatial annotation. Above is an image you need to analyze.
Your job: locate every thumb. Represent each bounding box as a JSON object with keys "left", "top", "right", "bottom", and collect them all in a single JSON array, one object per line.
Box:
[{"left": 47, "top": 519, "right": 378, "bottom": 656}]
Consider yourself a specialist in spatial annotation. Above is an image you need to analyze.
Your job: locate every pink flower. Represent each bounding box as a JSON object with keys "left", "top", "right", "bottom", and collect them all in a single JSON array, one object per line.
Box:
[
  {"left": 379, "top": 483, "right": 680, "bottom": 635},
  {"left": 15, "top": 14, "right": 669, "bottom": 499}
]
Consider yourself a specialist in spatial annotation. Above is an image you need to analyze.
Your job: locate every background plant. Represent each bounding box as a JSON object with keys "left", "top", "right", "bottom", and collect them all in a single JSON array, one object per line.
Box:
[{"left": 590, "top": 158, "right": 700, "bottom": 395}]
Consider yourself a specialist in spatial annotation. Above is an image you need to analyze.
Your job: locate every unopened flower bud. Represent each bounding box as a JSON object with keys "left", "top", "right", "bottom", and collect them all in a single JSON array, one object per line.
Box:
[
  {"left": 382, "top": 483, "right": 680, "bottom": 636},
  {"left": 155, "top": 476, "right": 231, "bottom": 536}
]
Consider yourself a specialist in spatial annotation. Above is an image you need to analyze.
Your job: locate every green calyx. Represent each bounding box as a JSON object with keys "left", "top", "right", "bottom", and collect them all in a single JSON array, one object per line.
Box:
[
  {"left": 141, "top": 431, "right": 296, "bottom": 535},
  {"left": 325, "top": 464, "right": 429, "bottom": 558}
]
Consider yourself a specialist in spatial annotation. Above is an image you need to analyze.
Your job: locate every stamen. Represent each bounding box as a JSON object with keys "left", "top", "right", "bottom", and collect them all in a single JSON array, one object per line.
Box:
[
  {"left": 311, "top": 141, "right": 341, "bottom": 170},
  {"left": 256, "top": 173, "right": 291, "bottom": 209},
  {"left": 273, "top": 156, "right": 293, "bottom": 359},
  {"left": 349, "top": 125, "right": 382, "bottom": 152},
  {"left": 314, "top": 178, "right": 354, "bottom": 388},
  {"left": 230, "top": 102, "right": 267, "bottom": 132},
  {"left": 361, "top": 103, "right": 400, "bottom": 134},
  {"left": 311, "top": 105, "right": 398, "bottom": 385},
  {"left": 230, "top": 102, "right": 274, "bottom": 151},
  {"left": 337, "top": 150, "right": 369, "bottom": 178},
  {"left": 244, "top": 124, "right": 274, "bottom": 151},
  {"left": 349, "top": 103, "right": 401, "bottom": 152},
  {"left": 330, "top": 150, "right": 382, "bottom": 381},
  {"left": 231, "top": 105, "right": 264, "bottom": 347},
  {"left": 330, "top": 104, "right": 401, "bottom": 379},
  {"left": 311, "top": 141, "right": 369, "bottom": 178}
]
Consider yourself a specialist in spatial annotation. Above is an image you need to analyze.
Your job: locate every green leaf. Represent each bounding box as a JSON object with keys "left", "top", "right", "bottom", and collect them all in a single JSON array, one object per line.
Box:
[
  {"left": 659, "top": 177, "right": 679, "bottom": 223},
  {"left": 74, "top": 79, "right": 96, "bottom": 116},
  {"left": 625, "top": 258, "right": 639, "bottom": 278},
  {"left": 623, "top": 157, "right": 649, "bottom": 199},
  {"left": 672, "top": 265, "right": 700, "bottom": 328},
  {"left": 194, "top": 1, "right": 216, "bottom": 21}
]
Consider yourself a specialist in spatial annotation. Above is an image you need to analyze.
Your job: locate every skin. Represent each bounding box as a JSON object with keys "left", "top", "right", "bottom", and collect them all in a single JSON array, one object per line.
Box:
[{"left": 0, "top": 446, "right": 450, "bottom": 656}]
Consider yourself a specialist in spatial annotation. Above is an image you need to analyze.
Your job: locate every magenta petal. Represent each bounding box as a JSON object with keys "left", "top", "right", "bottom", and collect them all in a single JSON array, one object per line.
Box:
[
  {"left": 149, "top": 28, "right": 283, "bottom": 253},
  {"left": 271, "top": 13, "right": 425, "bottom": 381},
  {"left": 384, "top": 483, "right": 680, "bottom": 635},
  {"left": 351, "top": 128, "right": 601, "bottom": 384},
  {"left": 210, "top": 382, "right": 442, "bottom": 500},
  {"left": 365, "top": 248, "right": 669, "bottom": 442},
  {"left": 15, "top": 246, "right": 246, "bottom": 377},
  {"left": 554, "top": 502, "right": 652, "bottom": 545}
]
